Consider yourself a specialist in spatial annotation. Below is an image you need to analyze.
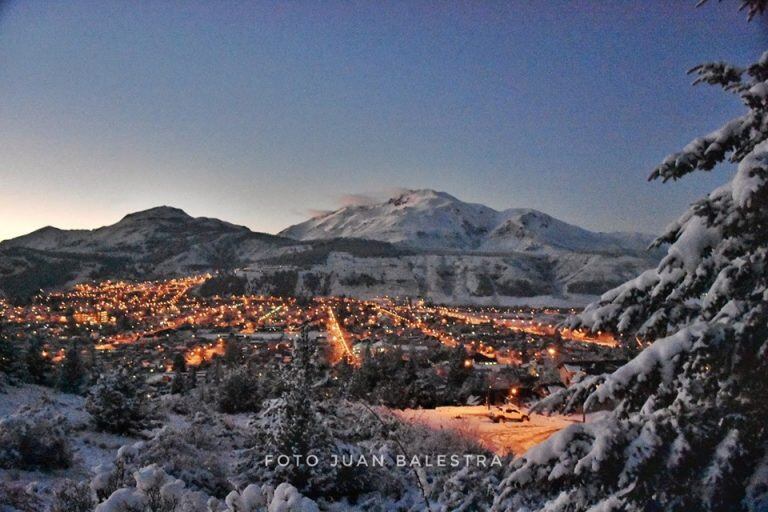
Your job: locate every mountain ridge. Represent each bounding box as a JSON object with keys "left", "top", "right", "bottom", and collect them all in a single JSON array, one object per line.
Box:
[
  {"left": 0, "top": 200, "right": 660, "bottom": 305},
  {"left": 280, "top": 189, "right": 655, "bottom": 255}
]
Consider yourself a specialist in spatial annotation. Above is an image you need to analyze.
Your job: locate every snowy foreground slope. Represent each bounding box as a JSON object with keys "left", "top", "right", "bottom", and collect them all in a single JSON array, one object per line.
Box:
[
  {"left": 0, "top": 385, "right": 320, "bottom": 511},
  {"left": 0, "top": 196, "right": 659, "bottom": 304},
  {"left": 0, "top": 384, "right": 504, "bottom": 512}
]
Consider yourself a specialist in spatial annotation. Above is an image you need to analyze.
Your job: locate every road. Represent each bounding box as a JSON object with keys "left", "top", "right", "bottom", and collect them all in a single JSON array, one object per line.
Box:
[
  {"left": 325, "top": 306, "right": 359, "bottom": 365},
  {"left": 393, "top": 405, "right": 577, "bottom": 456}
]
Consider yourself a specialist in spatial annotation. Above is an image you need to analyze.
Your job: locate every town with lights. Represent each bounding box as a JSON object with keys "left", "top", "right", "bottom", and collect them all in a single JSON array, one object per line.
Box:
[{"left": 0, "top": 274, "right": 630, "bottom": 407}]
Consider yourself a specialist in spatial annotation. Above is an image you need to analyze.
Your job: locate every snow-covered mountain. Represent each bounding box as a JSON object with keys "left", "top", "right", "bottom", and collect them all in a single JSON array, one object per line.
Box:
[
  {"left": 0, "top": 207, "right": 301, "bottom": 297},
  {"left": 0, "top": 202, "right": 660, "bottom": 305},
  {"left": 3, "top": 207, "right": 251, "bottom": 255},
  {"left": 280, "top": 189, "right": 654, "bottom": 255}
]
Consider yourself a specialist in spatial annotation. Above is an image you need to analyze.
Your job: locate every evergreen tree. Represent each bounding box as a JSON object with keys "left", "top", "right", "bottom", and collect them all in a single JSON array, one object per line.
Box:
[
  {"left": 332, "top": 356, "right": 354, "bottom": 389},
  {"left": 186, "top": 367, "right": 198, "bottom": 390},
  {"left": 115, "top": 312, "right": 132, "bottom": 332},
  {"left": 172, "top": 352, "right": 186, "bottom": 373},
  {"left": 446, "top": 344, "right": 471, "bottom": 395},
  {"left": 224, "top": 335, "right": 241, "bottom": 365},
  {"left": 85, "top": 370, "right": 149, "bottom": 434},
  {"left": 290, "top": 325, "right": 328, "bottom": 392},
  {"left": 257, "top": 361, "right": 286, "bottom": 399},
  {"left": 0, "top": 338, "right": 28, "bottom": 386},
  {"left": 494, "top": 50, "right": 768, "bottom": 512},
  {"left": 346, "top": 345, "right": 377, "bottom": 399},
  {"left": 373, "top": 350, "right": 414, "bottom": 408},
  {"left": 170, "top": 369, "right": 185, "bottom": 395},
  {"left": 217, "top": 367, "right": 261, "bottom": 413},
  {"left": 25, "top": 338, "right": 52, "bottom": 385},
  {"left": 458, "top": 371, "right": 487, "bottom": 404},
  {"left": 210, "top": 358, "right": 223, "bottom": 385},
  {"left": 267, "top": 326, "right": 336, "bottom": 496},
  {"left": 0, "top": 324, "right": 13, "bottom": 376},
  {"left": 57, "top": 342, "right": 86, "bottom": 394}
]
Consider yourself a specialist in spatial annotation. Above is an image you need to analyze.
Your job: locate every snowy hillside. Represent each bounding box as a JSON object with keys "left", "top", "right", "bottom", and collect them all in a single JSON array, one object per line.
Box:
[
  {"left": 280, "top": 189, "right": 655, "bottom": 255},
  {"left": 240, "top": 249, "right": 652, "bottom": 307},
  {"left": 0, "top": 207, "right": 300, "bottom": 297},
  {"left": 2, "top": 206, "right": 263, "bottom": 256},
  {"left": 281, "top": 190, "right": 499, "bottom": 250}
]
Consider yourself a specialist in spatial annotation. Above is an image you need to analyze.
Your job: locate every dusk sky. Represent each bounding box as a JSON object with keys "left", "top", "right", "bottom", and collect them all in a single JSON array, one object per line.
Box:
[{"left": 1, "top": 1, "right": 765, "bottom": 242}]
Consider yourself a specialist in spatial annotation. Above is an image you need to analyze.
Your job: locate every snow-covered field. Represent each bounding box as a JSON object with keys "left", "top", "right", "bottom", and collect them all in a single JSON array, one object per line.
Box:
[
  {"left": 0, "top": 385, "right": 137, "bottom": 496},
  {"left": 392, "top": 405, "right": 579, "bottom": 456}
]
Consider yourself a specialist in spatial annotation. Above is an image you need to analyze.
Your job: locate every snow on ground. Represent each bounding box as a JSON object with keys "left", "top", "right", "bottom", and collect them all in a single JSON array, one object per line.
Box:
[
  {"left": 0, "top": 384, "right": 86, "bottom": 421},
  {"left": 0, "top": 385, "right": 137, "bottom": 492},
  {"left": 392, "top": 405, "right": 579, "bottom": 457}
]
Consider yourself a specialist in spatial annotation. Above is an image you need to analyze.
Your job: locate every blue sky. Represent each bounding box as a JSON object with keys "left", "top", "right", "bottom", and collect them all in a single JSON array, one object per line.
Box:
[{"left": 0, "top": 1, "right": 765, "bottom": 241}]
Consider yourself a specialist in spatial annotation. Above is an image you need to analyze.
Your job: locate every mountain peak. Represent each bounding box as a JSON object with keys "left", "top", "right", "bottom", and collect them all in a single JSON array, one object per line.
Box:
[
  {"left": 119, "top": 206, "right": 192, "bottom": 223},
  {"left": 387, "top": 189, "right": 458, "bottom": 206},
  {"left": 280, "top": 189, "right": 655, "bottom": 254},
  {"left": 281, "top": 189, "right": 499, "bottom": 250}
]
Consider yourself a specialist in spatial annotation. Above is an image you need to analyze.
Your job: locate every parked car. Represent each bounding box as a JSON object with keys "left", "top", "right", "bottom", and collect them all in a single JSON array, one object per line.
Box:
[{"left": 488, "top": 405, "right": 530, "bottom": 423}]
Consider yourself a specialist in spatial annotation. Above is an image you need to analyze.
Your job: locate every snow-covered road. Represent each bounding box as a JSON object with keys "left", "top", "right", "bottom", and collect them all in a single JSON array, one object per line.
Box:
[{"left": 393, "top": 405, "right": 578, "bottom": 456}]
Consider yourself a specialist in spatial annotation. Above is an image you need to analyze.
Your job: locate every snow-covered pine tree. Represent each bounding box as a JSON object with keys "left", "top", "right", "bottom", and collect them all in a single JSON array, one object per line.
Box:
[
  {"left": 217, "top": 367, "right": 261, "bottom": 413},
  {"left": 288, "top": 324, "right": 328, "bottom": 393},
  {"left": 86, "top": 370, "right": 149, "bottom": 434},
  {"left": 57, "top": 341, "right": 87, "bottom": 394},
  {"left": 699, "top": 0, "right": 767, "bottom": 21},
  {"left": 172, "top": 352, "right": 186, "bottom": 373},
  {"left": 224, "top": 334, "right": 242, "bottom": 366},
  {"left": 0, "top": 330, "right": 28, "bottom": 387},
  {"left": 170, "top": 369, "right": 185, "bottom": 395},
  {"left": 446, "top": 343, "right": 472, "bottom": 402},
  {"left": 493, "top": 51, "right": 768, "bottom": 511},
  {"left": 260, "top": 326, "right": 337, "bottom": 497},
  {"left": 187, "top": 365, "right": 198, "bottom": 390},
  {"left": 26, "top": 338, "right": 52, "bottom": 385}
]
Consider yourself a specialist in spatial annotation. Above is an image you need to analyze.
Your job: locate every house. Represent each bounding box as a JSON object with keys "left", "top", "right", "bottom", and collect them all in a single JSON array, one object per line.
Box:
[{"left": 484, "top": 369, "right": 537, "bottom": 404}]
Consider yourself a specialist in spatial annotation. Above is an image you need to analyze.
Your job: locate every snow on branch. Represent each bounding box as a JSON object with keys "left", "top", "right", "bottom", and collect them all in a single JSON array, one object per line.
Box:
[{"left": 649, "top": 52, "right": 768, "bottom": 183}]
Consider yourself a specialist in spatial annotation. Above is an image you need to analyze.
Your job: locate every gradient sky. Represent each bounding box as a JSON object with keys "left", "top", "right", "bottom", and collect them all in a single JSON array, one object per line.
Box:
[{"left": 1, "top": 1, "right": 766, "bottom": 242}]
